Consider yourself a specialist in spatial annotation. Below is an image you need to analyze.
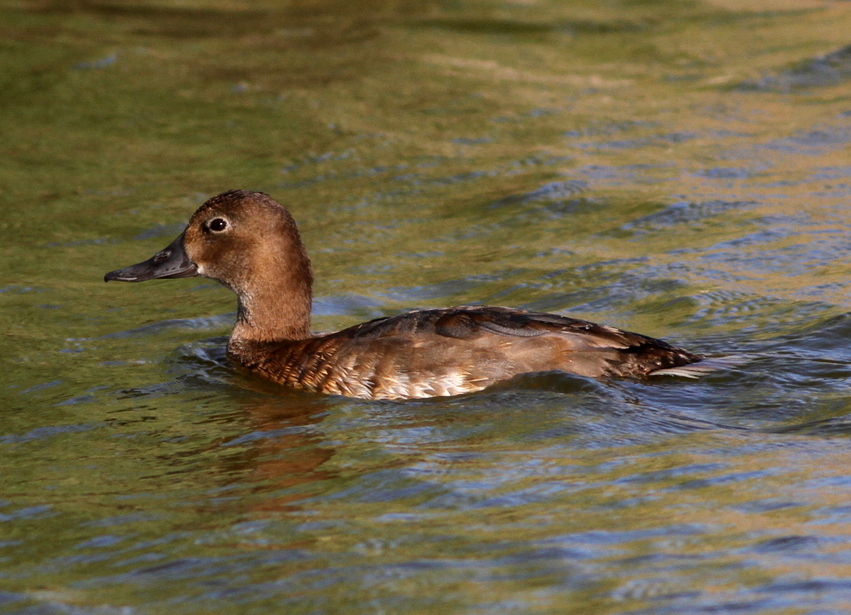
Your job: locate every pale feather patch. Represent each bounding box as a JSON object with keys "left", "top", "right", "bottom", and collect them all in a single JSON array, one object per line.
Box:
[{"left": 410, "top": 369, "right": 477, "bottom": 399}]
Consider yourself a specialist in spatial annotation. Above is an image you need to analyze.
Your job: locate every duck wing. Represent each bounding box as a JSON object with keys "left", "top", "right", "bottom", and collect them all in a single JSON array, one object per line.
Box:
[
  {"left": 341, "top": 305, "right": 703, "bottom": 376},
  {"left": 430, "top": 306, "right": 656, "bottom": 350}
]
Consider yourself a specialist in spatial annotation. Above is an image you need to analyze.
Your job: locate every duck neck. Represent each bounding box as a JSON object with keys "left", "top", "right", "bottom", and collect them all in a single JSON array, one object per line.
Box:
[{"left": 229, "top": 271, "right": 313, "bottom": 344}]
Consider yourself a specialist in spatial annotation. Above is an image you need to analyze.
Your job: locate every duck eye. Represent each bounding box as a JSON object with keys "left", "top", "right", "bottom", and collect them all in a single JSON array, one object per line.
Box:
[{"left": 209, "top": 218, "right": 228, "bottom": 232}]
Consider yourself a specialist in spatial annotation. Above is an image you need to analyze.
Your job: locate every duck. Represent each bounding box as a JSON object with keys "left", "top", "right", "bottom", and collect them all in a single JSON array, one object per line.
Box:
[{"left": 105, "top": 189, "right": 725, "bottom": 400}]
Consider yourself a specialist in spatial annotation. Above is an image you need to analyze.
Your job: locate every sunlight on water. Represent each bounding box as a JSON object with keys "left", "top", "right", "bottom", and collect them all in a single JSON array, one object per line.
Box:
[{"left": 3, "top": 0, "right": 851, "bottom": 612}]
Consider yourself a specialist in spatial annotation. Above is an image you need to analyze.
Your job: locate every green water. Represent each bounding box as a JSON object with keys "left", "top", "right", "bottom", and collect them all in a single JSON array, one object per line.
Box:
[{"left": 3, "top": 0, "right": 851, "bottom": 612}]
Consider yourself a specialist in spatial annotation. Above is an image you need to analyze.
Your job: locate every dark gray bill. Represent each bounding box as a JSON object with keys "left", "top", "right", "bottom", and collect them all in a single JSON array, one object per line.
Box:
[{"left": 104, "top": 232, "right": 198, "bottom": 282}]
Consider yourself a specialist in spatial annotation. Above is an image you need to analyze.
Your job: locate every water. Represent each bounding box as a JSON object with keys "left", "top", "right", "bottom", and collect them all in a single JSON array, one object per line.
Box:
[{"left": 3, "top": 0, "right": 851, "bottom": 612}]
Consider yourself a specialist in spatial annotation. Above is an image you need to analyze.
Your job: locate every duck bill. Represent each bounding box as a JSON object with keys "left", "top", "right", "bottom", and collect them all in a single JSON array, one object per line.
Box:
[{"left": 104, "top": 232, "right": 199, "bottom": 282}]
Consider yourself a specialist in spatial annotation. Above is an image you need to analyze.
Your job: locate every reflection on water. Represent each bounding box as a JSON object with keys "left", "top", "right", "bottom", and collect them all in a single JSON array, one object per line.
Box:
[
  {"left": 742, "top": 43, "right": 851, "bottom": 91},
  {"left": 3, "top": 0, "right": 851, "bottom": 612}
]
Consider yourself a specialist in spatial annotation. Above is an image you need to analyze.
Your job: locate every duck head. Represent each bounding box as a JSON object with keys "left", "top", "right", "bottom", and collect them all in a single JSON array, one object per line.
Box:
[{"left": 105, "top": 190, "right": 314, "bottom": 341}]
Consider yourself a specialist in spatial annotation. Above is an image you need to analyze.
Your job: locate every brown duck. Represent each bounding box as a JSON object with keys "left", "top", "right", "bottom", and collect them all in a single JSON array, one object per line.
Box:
[{"left": 105, "top": 190, "right": 726, "bottom": 400}]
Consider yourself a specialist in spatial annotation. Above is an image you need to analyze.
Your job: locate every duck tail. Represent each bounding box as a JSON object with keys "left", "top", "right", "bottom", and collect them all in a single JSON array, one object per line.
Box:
[{"left": 649, "top": 355, "right": 747, "bottom": 379}]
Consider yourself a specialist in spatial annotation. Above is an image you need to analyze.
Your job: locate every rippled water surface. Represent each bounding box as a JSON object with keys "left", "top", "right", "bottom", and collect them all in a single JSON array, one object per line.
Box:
[{"left": 3, "top": 0, "right": 851, "bottom": 612}]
